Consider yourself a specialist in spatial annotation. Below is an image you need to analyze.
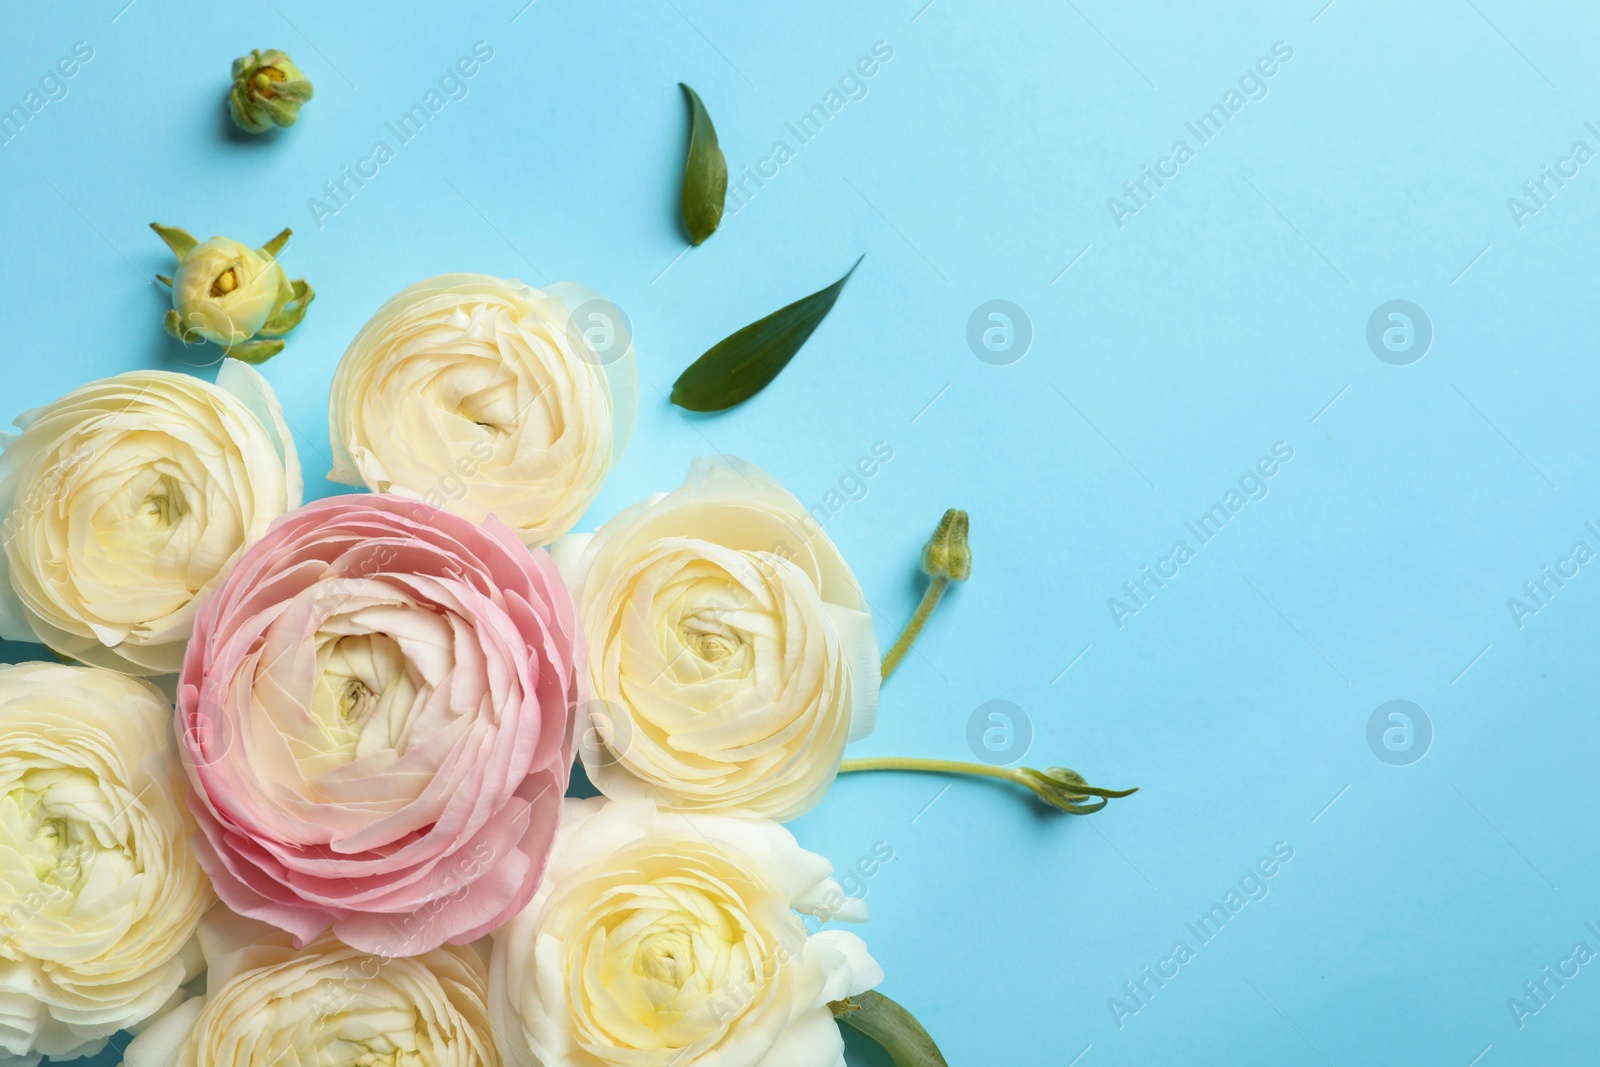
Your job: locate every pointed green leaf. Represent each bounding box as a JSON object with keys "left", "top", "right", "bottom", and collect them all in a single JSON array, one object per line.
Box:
[
  {"left": 150, "top": 223, "right": 198, "bottom": 259},
  {"left": 163, "top": 309, "right": 202, "bottom": 344},
  {"left": 671, "top": 256, "right": 861, "bottom": 412},
  {"left": 831, "top": 991, "right": 949, "bottom": 1067},
  {"left": 155, "top": 274, "right": 173, "bottom": 287},
  {"left": 224, "top": 339, "right": 285, "bottom": 364},
  {"left": 259, "top": 227, "right": 292, "bottom": 258},
  {"left": 259, "top": 278, "right": 314, "bottom": 337},
  {"left": 679, "top": 83, "right": 727, "bottom": 245}
]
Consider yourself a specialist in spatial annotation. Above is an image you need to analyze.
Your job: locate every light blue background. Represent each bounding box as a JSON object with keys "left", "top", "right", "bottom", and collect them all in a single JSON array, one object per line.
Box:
[{"left": 3, "top": 0, "right": 1598, "bottom": 1063}]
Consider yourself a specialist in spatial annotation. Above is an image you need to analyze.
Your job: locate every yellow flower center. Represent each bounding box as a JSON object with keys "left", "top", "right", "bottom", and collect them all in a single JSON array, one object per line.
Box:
[
  {"left": 211, "top": 268, "right": 239, "bottom": 297},
  {"left": 0, "top": 775, "right": 116, "bottom": 906},
  {"left": 307, "top": 633, "right": 415, "bottom": 772},
  {"left": 251, "top": 66, "right": 288, "bottom": 99},
  {"left": 560, "top": 842, "right": 787, "bottom": 1054},
  {"left": 684, "top": 627, "right": 737, "bottom": 663},
  {"left": 637, "top": 929, "right": 695, "bottom": 987},
  {"left": 338, "top": 678, "right": 374, "bottom": 723},
  {"left": 139, "top": 474, "right": 187, "bottom": 529}
]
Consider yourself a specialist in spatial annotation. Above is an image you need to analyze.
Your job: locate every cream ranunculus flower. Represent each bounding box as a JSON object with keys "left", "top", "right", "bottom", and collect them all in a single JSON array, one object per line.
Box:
[
  {"left": 489, "top": 798, "right": 882, "bottom": 1067},
  {"left": 553, "top": 457, "right": 879, "bottom": 820},
  {"left": 123, "top": 910, "right": 501, "bottom": 1067},
  {"left": 328, "top": 273, "right": 638, "bottom": 547},
  {"left": 0, "top": 662, "right": 211, "bottom": 1066},
  {"left": 0, "top": 361, "right": 302, "bottom": 674},
  {"left": 171, "top": 237, "right": 294, "bottom": 347}
]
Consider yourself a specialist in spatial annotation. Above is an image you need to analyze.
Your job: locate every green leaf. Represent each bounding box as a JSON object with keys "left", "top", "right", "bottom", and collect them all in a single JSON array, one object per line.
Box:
[
  {"left": 163, "top": 309, "right": 202, "bottom": 344},
  {"left": 223, "top": 338, "right": 285, "bottom": 364},
  {"left": 831, "top": 991, "right": 950, "bottom": 1067},
  {"left": 150, "top": 223, "right": 198, "bottom": 260},
  {"left": 678, "top": 83, "right": 727, "bottom": 245},
  {"left": 259, "top": 278, "right": 314, "bottom": 337},
  {"left": 259, "top": 227, "right": 292, "bottom": 258},
  {"left": 671, "top": 256, "right": 861, "bottom": 412}
]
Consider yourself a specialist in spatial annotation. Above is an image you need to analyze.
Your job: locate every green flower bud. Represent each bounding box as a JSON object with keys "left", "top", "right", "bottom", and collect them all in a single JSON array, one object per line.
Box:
[
  {"left": 152, "top": 224, "right": 313, "bottom": 360},
  {"left": 919, "top": 508, "right": 970, "bottom": 582},
  {"left": 170, "top": 237, "right": 289, "bottom": 346},
  {"left": 229, "top": 49, "right": 313, "bottom": 133}
]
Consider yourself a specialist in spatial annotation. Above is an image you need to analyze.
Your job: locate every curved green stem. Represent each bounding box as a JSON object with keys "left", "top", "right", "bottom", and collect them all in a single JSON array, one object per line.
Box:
[
  {"left": 879, "top": 575, "right": 948, "bottom": 681},
  {"left": 838, "top": 756, "right": 1137, "bottom": 815},
  {"left": 841, "top": 755, "right": 1009, "bottom": 780}
]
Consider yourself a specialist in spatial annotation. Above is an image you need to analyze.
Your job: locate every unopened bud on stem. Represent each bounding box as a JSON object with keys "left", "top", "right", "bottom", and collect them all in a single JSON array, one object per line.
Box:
[
  {"left": 920, "top": 508, "right": 970, "bottom": 582},
  {"left": 881, "top": 509, "right": 970, "bottom": 682}
]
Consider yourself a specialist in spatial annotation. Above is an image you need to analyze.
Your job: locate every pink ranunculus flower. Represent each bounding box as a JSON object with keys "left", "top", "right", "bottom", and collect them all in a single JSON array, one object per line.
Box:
[{"left": 177, "top": 494, "right": 580, "bottom": 957}]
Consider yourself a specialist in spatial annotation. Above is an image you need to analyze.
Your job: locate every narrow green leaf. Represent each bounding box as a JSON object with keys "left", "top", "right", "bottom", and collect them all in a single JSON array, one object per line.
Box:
[
  {"left": 671, "top": 256, "right": 861, "bottom": 412},
  {"left": 223, "top": 339, "right": 285, "bottom": 364},
  {"left": 831, "top": 991, "right": 950, "bottom": 1067},
  {"left": 259, "top": 227, "right": 292, "bottom": 258},
  {"left": 150, "top": 223, "right": 198, "bottom": 259},
  {"left": 259, "top": 278, "right": 314, "bottom": 337},
  {"left": 679, "top": 83, "right": 727, "bottom": 245},
  {"left": 163, "top": 309, "right": 202, "bottom": 344}
]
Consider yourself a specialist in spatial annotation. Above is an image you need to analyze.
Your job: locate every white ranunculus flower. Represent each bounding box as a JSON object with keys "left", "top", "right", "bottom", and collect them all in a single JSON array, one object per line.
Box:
[
  {"left": 553, "top": 457, "right": 879, "bottom": 820},
  {"left": 123, "top": 910, "right": 501, "bottom": 1067},
  {"left": 0, "top": 662, "right": 211, "bottom": 1066},
  {"left": 489, "top": 798, "right": 882, "bottom": 1067},
  {"left": 328, "top": 273, "right": 638, "bottom": 547},
  {"left": 0, "top": 361, "right": 301, "bottom": 675}
]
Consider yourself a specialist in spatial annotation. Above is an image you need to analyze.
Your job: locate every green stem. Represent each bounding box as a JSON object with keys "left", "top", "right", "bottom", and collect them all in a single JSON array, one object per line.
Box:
[
  {"left": 840, "top": 755, "right": 1012, "bottom": 781},
  {"left": 838, "top": 756, "right": 1137, "bottom": 814},
  {"left": 878, "top": 575, "right": 948, "bottom": 681}
]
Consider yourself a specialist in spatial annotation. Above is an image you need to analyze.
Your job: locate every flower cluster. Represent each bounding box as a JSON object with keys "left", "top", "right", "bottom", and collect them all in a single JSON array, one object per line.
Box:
[
  {"left": 0, "top": 104, "right": 1132, "bottom": 1059},
  {"left": 0, "top": 269, "right": 923, "bottom": 1066}
]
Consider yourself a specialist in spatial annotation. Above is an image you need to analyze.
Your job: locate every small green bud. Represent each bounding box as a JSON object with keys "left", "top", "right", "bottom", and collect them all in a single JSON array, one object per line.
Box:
[
  {"left": 229, "top": 49, "right": 313, "bottom": 133},
  {"left": 152, "top": 223, "right": 312, "bottom": 361},
  {"left": 919, "top": 508, "right": 970, "bottom": 582},
  {"left": 1017, "top": 766, "right": 1139, "bottom": 814}
]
